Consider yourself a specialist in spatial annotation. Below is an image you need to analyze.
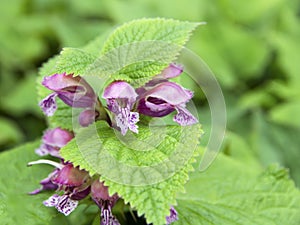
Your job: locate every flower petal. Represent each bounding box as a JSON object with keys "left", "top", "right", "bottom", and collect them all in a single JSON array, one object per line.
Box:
[
  {"left": 39, "top": 93, "right": 58, "bottom": 116},
  {"left": 43, "top": 128, "right": 73, "bottom": 148},
  {"left": 35, "top": 128, "right": 73, "bottom": 157},
  {"left": 174, "top": 105, "right": 198, "bottom": 126},
  {"left": 144, "top": 82, "right": 192, "bottom": 105},
  {"left": 78, "top": 109, "right": 98, "bottom": 127},
  {"left": 52, "top": 164, "right": 89, "bottom": 187},
  {"left": 70, "top": 186, "right": 91, "bottom": 200},
  {"left": 29, "top": 170, "right": 58, "bottom": 195},
  {"left": 128, "top": 112, "right": 139, "bottom": 133},
  {"left": 137, "top": 81, "right": 193, "bottom": 118},
  {"left": 116, "top": 110, "right": 129, "bottom": 135},
  {"left": 35, "top": 143, "right": 51, "bottom": 156},
  {"left": 43, "top": 194, "right": 60, "bottom": 207},
  {"left": 91, "top": 180, "right": 119, "bottom": 204},
  {"left": 56, "top": 195, "right": 78, "bottom": 216},
  {"left": 166, "top": 206, "right": 178, "bottom": 225},
  {"left": 160, "top": 63, "right": 183, "bottom": 79},
  {"left": 115, "top": 109, "right": 139, "bottom": 135},
  {"left": 101, "top": 208, "right": 121, "bottom": 225},
  {"left": 137, "top": 98, "right": 174, "bottom": 117},
  {"left": 43, "top": 194, "right": 79, "bottom": 216},
  {"left": 103, "top": 81, "right": 138, "bottom": 106}
]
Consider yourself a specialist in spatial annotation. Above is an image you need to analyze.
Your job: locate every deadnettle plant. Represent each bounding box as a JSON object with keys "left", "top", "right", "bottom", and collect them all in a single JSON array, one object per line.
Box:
[{"left": 33, "top": 63, "right": 195, "bottom": 224}]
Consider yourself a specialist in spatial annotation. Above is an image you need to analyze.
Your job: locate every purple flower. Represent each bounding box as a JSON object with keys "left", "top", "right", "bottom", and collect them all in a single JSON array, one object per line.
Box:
[
  {"left": 103, "top": 81, "right": 139, "bottom": 135},
  {"left": 39, "top": 73, "right": 98, "bottom": 116},
  {"left": 35, "top": 128, "right": 73, "bottom": 158},
  {"left": 137, "top": 81, "right": 198, "bottom": 126},
  {"left": 28, "top": 160, "right": 91, "bottom": 216},
  {"left": 91, "top": 180, "right": 120, "bottom": 225},
  {"left": 166, "top": 206, "right": 178, "bottom": 225},
  {"left": 43, "top": 164, "right": 91, "bottom": 215}
]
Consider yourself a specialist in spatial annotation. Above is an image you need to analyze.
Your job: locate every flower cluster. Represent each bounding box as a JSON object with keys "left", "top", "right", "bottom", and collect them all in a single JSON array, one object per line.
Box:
[
  {"left": 33, "top": 63, "right": 196, "bottom": 224},
  {"left": 29, "top": 127, "right": 121, "bottom": 223},
  {"left": 39, "top": 63, "right": 197, "bottom": 134}
]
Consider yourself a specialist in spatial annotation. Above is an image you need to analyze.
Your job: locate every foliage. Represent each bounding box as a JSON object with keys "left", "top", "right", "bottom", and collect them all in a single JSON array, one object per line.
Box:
[{"left": 1, "top": 0, "right": 300, "bottom": 224}]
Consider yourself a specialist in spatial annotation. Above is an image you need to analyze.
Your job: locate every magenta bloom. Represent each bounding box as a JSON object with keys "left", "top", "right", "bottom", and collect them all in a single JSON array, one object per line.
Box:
[
  {"left": 35, "top": 128, "right": 73, "bottom": 158},
  {"left": 44, "top": 164, "right": 91, "bottom": 215},
  {"left": 103, "top": 81, "right": 139, "bottom": 135},
  {"left": 166, "top": 206, "right": 179, "bottom": 224},
  {"left": 29, "top": 159, "right": 91, "bottom": 216},
  {"left": 91, "top": 180, "right": 120, "bottom": 225},
  {"left": 39, "top": 73, "right": 98, "bottom": 116},
  {"left": 137, "top": 81, "right": 198, "bottom": 126}
]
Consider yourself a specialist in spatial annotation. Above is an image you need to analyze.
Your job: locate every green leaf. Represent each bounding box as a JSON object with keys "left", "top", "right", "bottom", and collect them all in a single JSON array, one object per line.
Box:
[
  {"left": 175, "top": 153, "right": 300, "bottom": 225},
  {"left": 252, "top": 111, "right": 300, "bottom": 186},
  {"left": 2, "top": 74, "right": 42, "bottom": 116},
  {"left": 55, "top": 48, "right": 97, "bottom": 75},
  {"left": 0, "top": 117, "right": 23, "bottom": 149},
  {"left": 101, "top": 18, "right": 200, "bottom": 53},
  {"left": 0, "top": 141, "right": 56, "bottom": 225},
  {"left": 269, "top": 100, "right": 300, "bottom": 128},
  {"left": 87, "top": 18, "right": 201, "bottom": 87},
  {"left": 60, "top": 121, "right": 202, "bottom": 225}
]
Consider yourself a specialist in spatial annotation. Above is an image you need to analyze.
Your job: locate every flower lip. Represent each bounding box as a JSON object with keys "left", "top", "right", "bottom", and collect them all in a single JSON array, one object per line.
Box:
[
  {"left": 166, "top": 206, "right": 179, "bottom": 224},
  {"left": 39, "top": 93, "right": 58, "bottom": 116},
  {"left": 43, "top": 194, "right": 78, "bottom": 216}
]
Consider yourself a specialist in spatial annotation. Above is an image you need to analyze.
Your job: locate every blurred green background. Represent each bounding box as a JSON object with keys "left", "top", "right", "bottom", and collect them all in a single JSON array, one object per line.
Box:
[{"left": 1, "top": 0, "right": 300, "bottom": 185}]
